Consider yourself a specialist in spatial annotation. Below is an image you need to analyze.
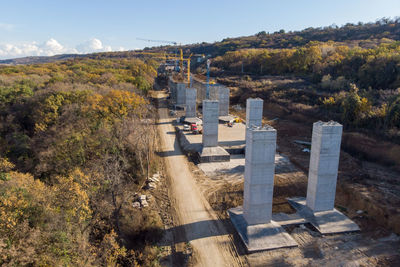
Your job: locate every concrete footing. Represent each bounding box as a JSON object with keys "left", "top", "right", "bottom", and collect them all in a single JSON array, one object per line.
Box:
[
  {"left": 228, "top": 207, "right": 298, "bottom": 252},
  {"left": 288, "top": 197, "right": 360, "bottom": 234},
  {"left": 219, "top": 115, "right": 235, "bottom": 123},
  {"left": 183, "top": 117, "right": 202, "bottom": 125},
  {"left": 198, "top": 146, "right": 230, "bottom": 163}
]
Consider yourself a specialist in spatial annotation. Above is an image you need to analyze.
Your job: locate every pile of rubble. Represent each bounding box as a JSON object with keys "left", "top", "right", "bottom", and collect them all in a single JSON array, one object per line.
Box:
[
  {"left": 133, "top": 172, "right": 162, "bottom": 209},
  {"left": 146, "top": 172, "right": 161, "bottom": 190}
]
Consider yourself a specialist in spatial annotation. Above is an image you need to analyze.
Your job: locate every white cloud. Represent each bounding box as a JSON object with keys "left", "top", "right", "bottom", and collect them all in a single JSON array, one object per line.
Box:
[
  {"left": 0, "top": 23, "right": 14, "bottom": 31},
  {"left": 0, "top": 37, "right": 121, "bottom": 59},
  {"left": 75, "top": 38, "right": 113, "bottom": 53},
  {"left": 43, "top": 38, "right": 65, "bottom": 55}
]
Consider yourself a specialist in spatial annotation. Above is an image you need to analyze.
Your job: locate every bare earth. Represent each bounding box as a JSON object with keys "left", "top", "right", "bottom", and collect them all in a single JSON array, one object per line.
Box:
[
  {"left": 153, "top": 86, "right": 400, "bottom": 266},
  {"left": 155, "top": 91, "right": 244, "bottom": 267}
]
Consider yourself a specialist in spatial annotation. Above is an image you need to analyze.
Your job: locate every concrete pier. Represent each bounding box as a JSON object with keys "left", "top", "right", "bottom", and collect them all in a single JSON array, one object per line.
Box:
[
  {"left": 191, "top": 76, "right": 230, "bottom": 116},
  {"left": 168, "top": 77, "right": 186, "bottom": 104},
  {"left": 243, "top": 125, "right": 276, "bottom": 224},
  {"left": 246, "top": 98, "right": 263, "bottom": 128},
  {"left": 199, "top": 100, "right": 230, "bottom": 162},
  {"left": 202, "top": 100, "right": 219, "bottom": 147},
  {"left": 176, "top": 86, "right": 186, "bottom": 105},
  {"left": 288, "top": 121, "right": 359, "bottom": 234},
  {"left": 306, "top": 121, "right": 342, "bottom": 212},
  {"left": 218, "top": 86, "right": 229, "bottom": 116},
  {"left": 228, "top": 125, "right": 297, "bottom": 251},
  {"left": 185, "top": 88, "right": 197, "bottom": 118},
  {"left": 209, "top": 85, "right": 230, "bottom": 116}
]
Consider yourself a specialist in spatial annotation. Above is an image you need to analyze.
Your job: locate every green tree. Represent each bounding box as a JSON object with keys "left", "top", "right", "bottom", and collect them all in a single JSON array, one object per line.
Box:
[{"left": 341, "top": 84, "right": 371, "bottom": 126}]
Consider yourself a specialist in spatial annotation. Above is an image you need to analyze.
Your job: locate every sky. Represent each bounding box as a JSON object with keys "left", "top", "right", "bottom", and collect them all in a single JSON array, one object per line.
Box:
[{"left": 0, "top": 0, "right": 399, "bottom": 59}]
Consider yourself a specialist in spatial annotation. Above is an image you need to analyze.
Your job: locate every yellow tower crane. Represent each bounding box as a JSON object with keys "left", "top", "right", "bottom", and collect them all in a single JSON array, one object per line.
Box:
[
  {"left": 135, "top": 38, "right": 205, "bottom": 86},
  {"left": 133, "top": 51, "right": 202, "bottom": 87}
]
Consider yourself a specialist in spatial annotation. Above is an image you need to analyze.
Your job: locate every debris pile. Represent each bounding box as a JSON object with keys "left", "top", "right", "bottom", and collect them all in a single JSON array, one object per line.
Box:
[{"left": 146, "top": 172, "right": 161, "bottom": 190}]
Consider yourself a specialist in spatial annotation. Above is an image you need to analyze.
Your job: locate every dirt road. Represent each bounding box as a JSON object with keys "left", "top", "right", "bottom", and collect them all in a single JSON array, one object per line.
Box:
[{"left": 155, "top": 92, "right": 243, "bottom": 267}]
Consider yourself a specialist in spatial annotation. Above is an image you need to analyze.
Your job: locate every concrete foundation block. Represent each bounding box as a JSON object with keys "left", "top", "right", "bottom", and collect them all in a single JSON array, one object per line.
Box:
[
  {"left": 288, "top": 197, "right": 360, "bottom": 234},
  {"left": 198, "top": 146, "right": 230, "bottom": 163},
  {"left": 228, "top": 207, "right": 298, "bottom": 252}
]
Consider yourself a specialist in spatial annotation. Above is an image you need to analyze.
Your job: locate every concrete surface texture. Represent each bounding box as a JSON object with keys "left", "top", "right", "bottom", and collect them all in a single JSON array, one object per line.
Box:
[
  {"left": 246, "top": 98, "right": 264, "bottom": 129},
  {"left": 208, "top": 85, "right": 218, "bottom": 100},
  {"left": 228, "top": 207, "right": 298, "bottom": 252},
  {"left": 169, "top": 77, "right": 187, "bottom": 105},
  {"left": 185, "top": 88, "right": 197, "bottom": 118},
  {"left": 192, "top": 76, "right": 230, "bottom": 108},
  {"left": 288, "top": 197, "right": 360, "bottom": 234},
  {"left": 202, "top": 100, "right": 219, "bottom": 147},
  {"left": 192, "top": 77, "right": 208, "bottom": 102},
  {"left": 176, "top": 84, "right": 186, "bottom": 105},
  {"left": 243, "top": 125, "right": 277, "bottom": 225},
  {"left": 218, "top": 86, "right": 230, "bottom": 116},
  {"left": 168, "top": 77, "right": 177, "bottom": 102},
  {"left": 197, "top": 153, "right": 295, "bottom": 178},
  {"left": 208, "top": 85, "right": 230, "bottom": 116},
  {"left": 198, "top": 146, "right": 230, "bottom": 163},
  {"left": 191, "top": 77, "right": 203, "bottom": 101},
  {"left": 306, "top": 121, "right": 343, "bottom": 212}
]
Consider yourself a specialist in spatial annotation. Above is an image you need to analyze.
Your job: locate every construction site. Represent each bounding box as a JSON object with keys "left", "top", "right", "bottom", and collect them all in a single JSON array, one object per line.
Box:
[{"left": 150, "top": 49, "right": 400, "bottom": 266}]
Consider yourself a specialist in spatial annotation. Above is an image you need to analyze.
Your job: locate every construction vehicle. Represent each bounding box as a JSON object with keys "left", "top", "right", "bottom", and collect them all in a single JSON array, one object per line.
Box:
[
  {"left": 192, "top": 124, "right": 203, "bottom": 135},
  {"left": 233, "top": 117, "right": 243, "bottom": 123},
  {"left": 191, "top": 123, "right": 198, "bottom": 131}
]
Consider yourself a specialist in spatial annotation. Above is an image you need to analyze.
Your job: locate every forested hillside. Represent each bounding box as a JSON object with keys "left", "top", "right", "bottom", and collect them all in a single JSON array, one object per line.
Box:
[
  {"left": 188, "top": 20, "right": 400, "bottom": 147},
  {"left": 0, "top": 58, "right": 164, "bottom": 265},
  {"left": 212, "top": 41, "right": 400, "bottom": 137},
  {"left": 185, "top": 18, "right": 400, "bottom": 56}
]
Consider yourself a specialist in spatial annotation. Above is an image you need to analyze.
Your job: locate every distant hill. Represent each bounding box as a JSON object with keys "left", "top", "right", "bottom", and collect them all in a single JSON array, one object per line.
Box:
[
  {"left": 0, "top": 54, "right": 87, "bottom": 65},
  {"left": 2, "top": 18, "right": 399, "bottom": 65},
  {"left": 181, "top": 18, "right": 400, "bottom": 56},
  {"left": 0, "top": 50, "right": 153, "bottom": 65}
]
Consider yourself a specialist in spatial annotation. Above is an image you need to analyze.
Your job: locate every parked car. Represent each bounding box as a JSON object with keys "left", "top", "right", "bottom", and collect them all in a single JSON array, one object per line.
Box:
[{"left": 183, "top": 124, "right": 190, "bottom": 131}]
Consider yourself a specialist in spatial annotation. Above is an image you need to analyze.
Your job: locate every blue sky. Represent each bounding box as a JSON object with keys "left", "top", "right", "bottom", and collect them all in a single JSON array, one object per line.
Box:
[{"left": 0, "top": 0, "right": 399, "bottom": 59}]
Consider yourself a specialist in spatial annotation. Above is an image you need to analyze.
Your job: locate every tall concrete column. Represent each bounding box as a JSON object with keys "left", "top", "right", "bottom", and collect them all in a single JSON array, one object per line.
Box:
[
  {"left": 209, "top": 85, "right": 218, "bottom": 101},
  {"left": 185, "top": 88, "right": 197, "bottom": 118},
  {"left": 306, "top": 121, "right": 343, "bottom": 212},
  {"left": 246, "top": 98, "right": 263, "bottom": 128},
  {"left": 202, "top": 100, "right": 219, "bottom": 147},
  {"left": 168, "top": 77, "right": 177, "bottom": 102},
  {"left": 243, "top": 125, "right": 277, "bottom": 225},
  {"left": 176, "top": 84, "right": 186, "bottom": 105},
  {"left": 218, "top": 86, "right": 230, "bottom": 116}
]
